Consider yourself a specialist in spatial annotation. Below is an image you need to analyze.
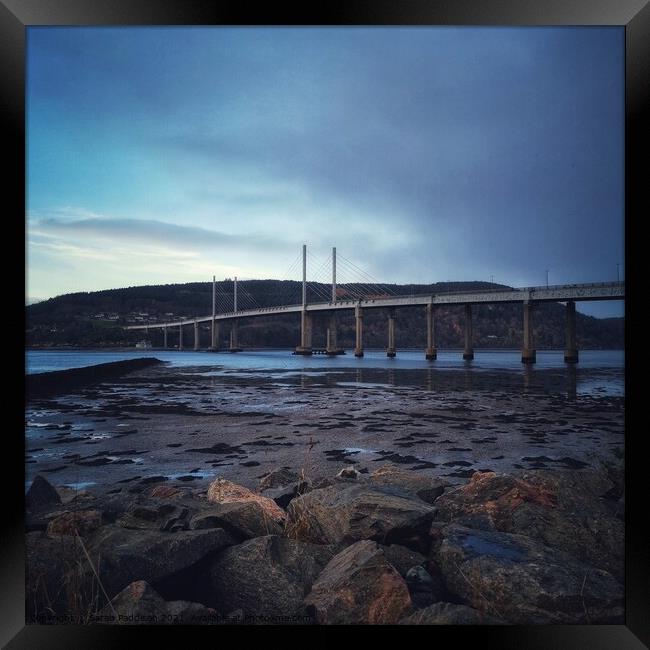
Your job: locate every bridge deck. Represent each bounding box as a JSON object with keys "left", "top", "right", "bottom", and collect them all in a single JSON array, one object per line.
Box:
[{"left": 125, "top": 281, "right": 624, "bottom": 330}]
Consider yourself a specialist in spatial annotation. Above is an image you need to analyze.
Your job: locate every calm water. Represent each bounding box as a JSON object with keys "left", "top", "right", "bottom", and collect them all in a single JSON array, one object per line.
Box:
[{"left": 26, "top": 348, "right": 624, "bottom": 397}]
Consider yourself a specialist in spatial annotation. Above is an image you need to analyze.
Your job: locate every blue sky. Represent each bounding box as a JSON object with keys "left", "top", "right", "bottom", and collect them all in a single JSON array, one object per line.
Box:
[{"left": 26, "top": 27, "right": 624, "bottom": 317}]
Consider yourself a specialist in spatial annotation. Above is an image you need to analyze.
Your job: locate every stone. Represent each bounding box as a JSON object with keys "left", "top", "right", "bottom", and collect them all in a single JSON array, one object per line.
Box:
[
  {"left": 399, "top": 602, "right": 505, "bottom": 625},
  {"left": 336, "top": 466, "right": 361, "bottom": 480},
  {"left": 149, "top": 485, "right": 183, "bottom": 499},
  {"left": 26, "top": 475, "right": 62, "bottom": 510},
  {"left": 207, "top": 478, "right": 287, "bottom": 525},
  {"left": 286, "top": 484, "right": 436, "bottom": 552},
  {"left": 97, "top": 580, "right": 218, "bottom": 624},
  {"left": 46, "top": 510, "right": 102, "bottom": 538},
  {"left": 189, "top": 501, "right": 283, "bottom": 539},
  {"left": 87, "top": 525, "right": 234, "bottom": 599},
  {"left": 405, "top": 565, "right": 441, "bottom": 609},
  {"left": 434, "top": 470, "right": 624, "bottom": 580},
  {"left": 380, "top": 544, "right": 427, "bottom": 578},
  {"left": 369, "top": 466, "right": 448, "bottom": 504},
  {"left": 304, "top": 540, "right": 412, "bottom": 624},
  {"left": 117, "top": 502, "right": 189, "bottom": 532},
  {"left": 259, "top": 468, "right": 301, "bottom": 490},
  {"left": 209, "top": 535, "right": 334, "bottom": 621},
  {"left": 436, "top": 524, "right": 624, "bottom": 624}
]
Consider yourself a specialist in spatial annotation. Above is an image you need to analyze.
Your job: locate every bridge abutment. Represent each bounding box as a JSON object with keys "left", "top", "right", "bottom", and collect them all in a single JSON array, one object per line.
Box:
[
  {"left": 463, "top": 304, "right": 474, "bottom": 360},
  {"left": 564, "top": 300, "right": 579, "bottom": 363},
  {"left": 386, "top": 309, "right": 396, "bottom": 357},
  {"left": 425, "top": 303, "right": 437, "bottom": 360},
  {"left": 521, "top": 300, "right": 536, "bottom": 364},
  {"left": 354, "top": 305, "right": 364, "bottom": 357}
]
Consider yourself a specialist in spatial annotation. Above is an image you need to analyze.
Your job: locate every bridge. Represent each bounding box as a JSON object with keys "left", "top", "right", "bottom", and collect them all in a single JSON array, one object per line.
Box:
[{"left": 125, "top": 245, "right": 624, "bottom": 364}]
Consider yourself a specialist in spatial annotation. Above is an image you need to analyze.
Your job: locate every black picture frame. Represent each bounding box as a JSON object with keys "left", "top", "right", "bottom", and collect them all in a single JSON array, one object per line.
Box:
[{"left": 4, "top": 0, "right": 647, "bottom": 647}]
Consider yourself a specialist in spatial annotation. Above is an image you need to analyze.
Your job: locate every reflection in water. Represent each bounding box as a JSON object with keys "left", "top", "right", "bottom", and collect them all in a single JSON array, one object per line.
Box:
[{"left": 566, "top": 364, "right": 577, "bottom": 400}]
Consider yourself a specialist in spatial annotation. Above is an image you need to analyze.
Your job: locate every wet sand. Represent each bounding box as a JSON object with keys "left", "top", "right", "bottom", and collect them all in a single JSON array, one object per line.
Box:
[{"left": 25, "top": 362, "right": 625, "bottom": 495}]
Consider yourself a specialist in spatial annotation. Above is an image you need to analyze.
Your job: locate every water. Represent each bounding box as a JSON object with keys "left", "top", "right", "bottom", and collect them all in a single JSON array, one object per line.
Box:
[{"left": 26, "top": 348, "right": 624, "bottom": 374}]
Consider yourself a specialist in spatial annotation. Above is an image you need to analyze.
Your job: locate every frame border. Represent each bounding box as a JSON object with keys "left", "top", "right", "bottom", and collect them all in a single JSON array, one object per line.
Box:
[{"left": 4, "top": 0, "right": 648, "bottom": 646}]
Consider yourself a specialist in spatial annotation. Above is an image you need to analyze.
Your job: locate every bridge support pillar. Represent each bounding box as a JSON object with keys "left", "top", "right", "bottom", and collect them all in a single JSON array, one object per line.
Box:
[
  {"left": 230, "top": 320, "right": 242, "bottom": 352},
  {"left": 354, "top": 305, "right": 364, "bottom": 357},
  {"left": 163, "top": 326, "right": 168, "bottom": 349},
  {"left": 210, "top": 318, "right": 220, "bottom": 351},
  {"left": 463, "top": 304, "right": 474, "bottom": 360},
  {"left": 178, "top": 324, "right": 183, "bottom": 350},
  {"left": 326, "top": 312, "right": 343, "bottom": 355},
  {"left": 386, "top": 310, "right": 396, "bottom": 357},
  {"left": 295, "top": 310, "right": 312, "bottom": 355},
  {"left": 521, "top": 301, "right": 536, "bottom": 364},
  {"left": 194, "top": 320, "right": 199, "bottom": 351},
  {"left": 564, "top": 300, "right": 579, "bottom": 363},
  {"left": 425, "top": 303, "right": 437, "bottom": 360}
]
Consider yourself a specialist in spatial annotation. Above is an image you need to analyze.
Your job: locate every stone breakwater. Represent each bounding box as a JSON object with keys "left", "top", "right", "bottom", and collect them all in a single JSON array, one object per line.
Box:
[{"left": 25, "top": 461, "right": 624, "bottom": 625}]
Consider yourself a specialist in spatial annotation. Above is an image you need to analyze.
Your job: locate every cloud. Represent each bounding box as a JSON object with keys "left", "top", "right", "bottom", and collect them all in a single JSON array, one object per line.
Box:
[{"left": 33, "top": 217, "right": 296, "bottom": 254}]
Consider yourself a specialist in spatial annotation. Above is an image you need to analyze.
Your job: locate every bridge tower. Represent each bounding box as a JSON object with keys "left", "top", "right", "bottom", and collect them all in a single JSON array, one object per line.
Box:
[
  {"left": 178, "top": 323, "right": 183, "bottom": 350},
  {"left": 194, "top": 319, "right": 200, "bottom": 351},
  {"left": 326, "top": 246, "right": 344, "bottom": 355},
  {"left": 210, "top": 275, "right": 219, "bottom": 351},
  {"left": 229, "top": 276, "right": 242, "bottom": 352},
  {"left": 354, "top": 303, "right": 364, "bottom": 357},
  {"left": 463, "top": 304, "right": 474, "bottom": 360},
  {"left": 386, "top": 308, "right": 396, "bottom": 357},
  {"left": 295, "top": 244, "right": 313, "bottom": 355}
]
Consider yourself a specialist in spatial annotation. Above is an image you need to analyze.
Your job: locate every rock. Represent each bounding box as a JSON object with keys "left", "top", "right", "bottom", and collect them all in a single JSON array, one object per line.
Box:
[
  {"left": 435, "top": 470, "right": 624, "bottom": 580},
  {"left": 87, "top": 525, "right": 234, "bottom": 599},
  {"left": 380, "top": 544, "right": 427, "bottom": 577},
  {"left": 46, "top": 510, "right": 102, "bottom": 538},
  {"left": 117, "top": 503, "right": 189, "bottom": 532},
  {"left": 286, "top": 484, "right": 436, "bottom": 552},
  {"left": 399, "top": 602, "right": 504, "bottom": 625},
  {"left": 304, "top": 540, "right": 412, "bottom": 624},
  {"left": 336, "top": 466, "right": 361, "bottom": 480},
  {"left": 405, "top": 566, "right": 441, "bottom": 609},
  {"left": 259, "top": 468, "right": 301, "bottom": 490},
  {"left": 260, "top": 484, "right": 300, "bottom": 509},
  {"left": 437, "top": 524, "right": 624, "bottom": 624},
  {"left": 189, "top": 501, "right": 283, "bottom": 539},
  {"left": 56, "top": 486, "right": 94, "bottom": 505},
  {"left": 97, "top": 580, "right": 218, "bottom": 624},
  {"left": 209, "top": 535, "right": 334, "bottom": 621},
  {"left": 369, "top": 466, "right": 448, "bottom": 504},
  {"left": 149, "top": 485, "right": 183, "bottom": 499},
  {"left": 207, "top": 478, "right": 287, "bottom": 525},
  {"left": 26, "top": 475, "right": 62, "bottom": 510}
]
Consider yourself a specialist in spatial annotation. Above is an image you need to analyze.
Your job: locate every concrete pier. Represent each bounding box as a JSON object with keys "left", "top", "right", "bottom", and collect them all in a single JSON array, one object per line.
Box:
[
  {"left": 194, "top": 320, "right": 199, "bottom": 351},
  {"left": 163, "top": 326, "right": 168, "bottom": 349},
  {"left": 211, "top": 320, "right": 219, "bottom": 351},
  {"left": 386, "top": 309, "right": 396, "bottom": 357},
  {"left": 425, "top": 303, "right": 437, "bottom": 360},
  {"left": 521, "top": 301, "right": 536, "bottom": 364},
  {"left": 463, "top": 304, "right": 474, "bottom": 360},
  {"left": 229, "top": 320, "right": 242, "bottom": 352},
  {"left": 326, "top": 313, "right": 344, "bottom": 355},
  {"left": 295, "top": 310, "right": 313, "bottom": 355},
  {"left": 354, "top": 304, "right": 364, "bottom": 357},
  {"left": 564, "top": 300, "right": 579, "bottom": 363},
  {"left": 178, "top": 324, "right": 183, "bottom": 350}
]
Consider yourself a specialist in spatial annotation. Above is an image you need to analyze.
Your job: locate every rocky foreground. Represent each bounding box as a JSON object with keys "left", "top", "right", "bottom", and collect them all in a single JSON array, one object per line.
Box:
[{"left": 25, "top": 462, "right": 624, "bottom": 625}]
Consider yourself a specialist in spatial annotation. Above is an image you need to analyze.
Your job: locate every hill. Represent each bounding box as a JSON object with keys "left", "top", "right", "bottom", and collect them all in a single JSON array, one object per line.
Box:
[{"left": 25, "top": 280, "right": 624, "bottom": 350}]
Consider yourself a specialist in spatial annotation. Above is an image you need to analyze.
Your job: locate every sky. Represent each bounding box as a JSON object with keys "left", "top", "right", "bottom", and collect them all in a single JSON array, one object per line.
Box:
[{"left": 26, "top": 26, "right": 624, "bottom": 317}]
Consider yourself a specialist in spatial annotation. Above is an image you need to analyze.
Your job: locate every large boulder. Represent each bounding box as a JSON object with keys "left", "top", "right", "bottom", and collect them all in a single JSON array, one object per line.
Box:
[
  {"left": 399, "top": 602, "right": 504, "bottom": 625},
  {"left": 97, "top": 580, "right": 218, "bottom": 625},
  {"left": 369, "top": 466, "right": 448, "bottom": 504},
  {"left": 209, "top": 535, "right": 334, "bottom": 621},
  {"left": 207, "top": 478, "right": 287, "bottom": 525},
  {"left": 87, "top": 525, "right": 234, "bottom": 599},
  {"left": 189, "top": 501, "right": 283, "bottom": 539},
  {"left": 46, "top": 510, "right": 102, "bottom": 538},
  {"left": 286, "top": 484, "right": 436, "bottom": 552},
  {"left": 304, "top": 540, "right": 412, "bottom": 624},
  {"left": 26, "top": 475, "right": 61, "bottom": 510},
  {"left": 259, "top": 468, "right": 301, "bottom": 490},
  {"left": 436, "top": 524, "right": 623, "bottom": 624},
  {"left": 435, "top": 470, "right": 624, "bottom": 579}
]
